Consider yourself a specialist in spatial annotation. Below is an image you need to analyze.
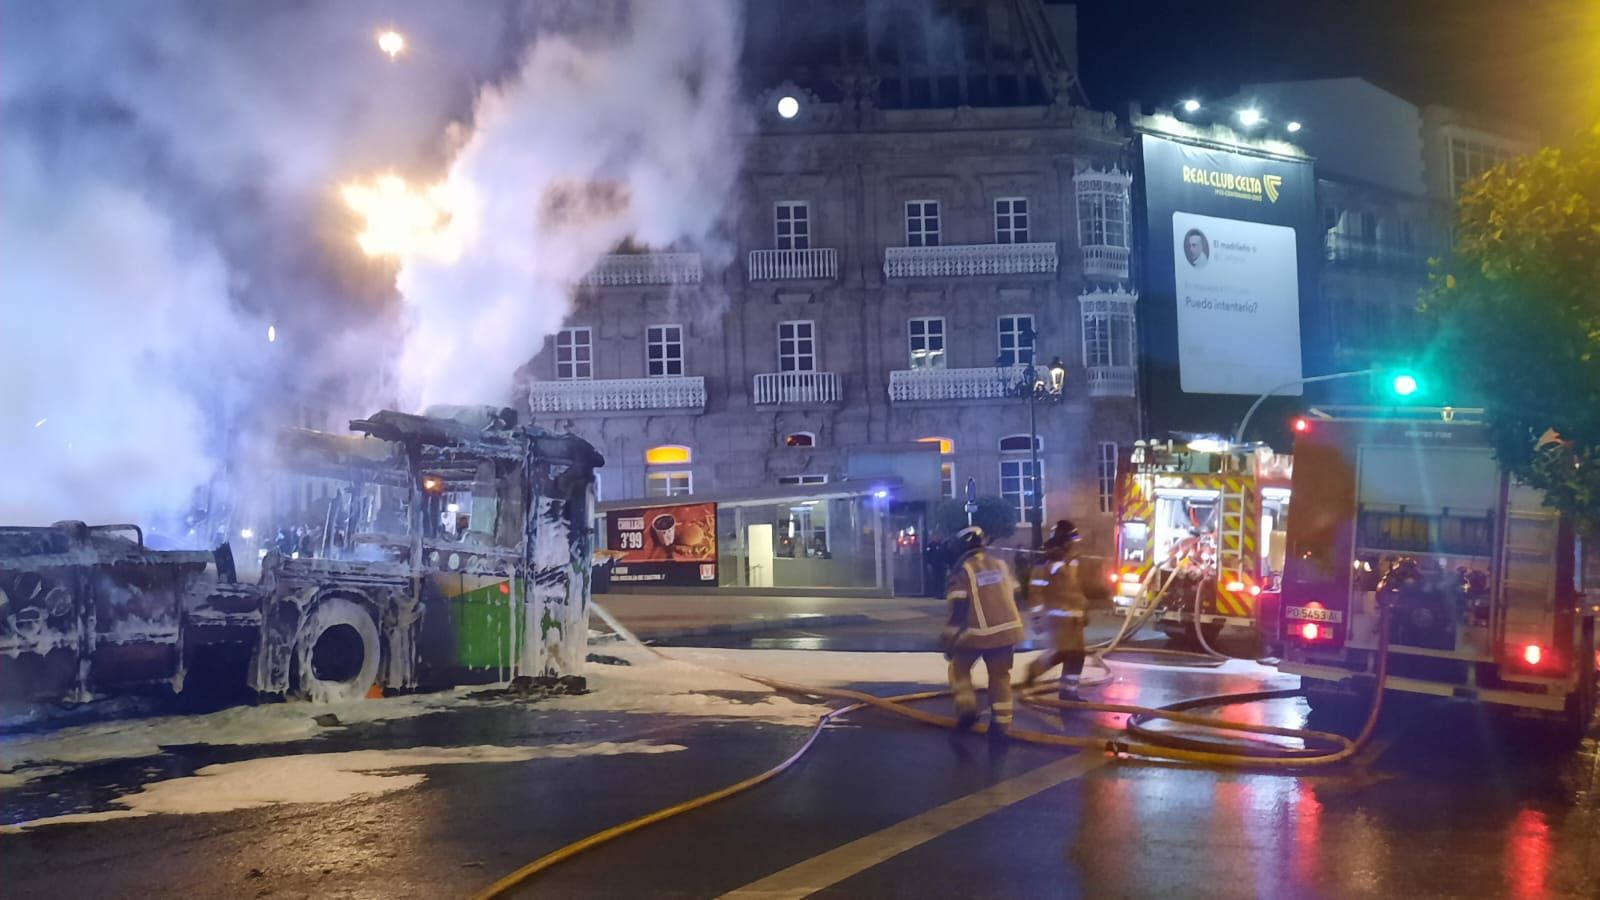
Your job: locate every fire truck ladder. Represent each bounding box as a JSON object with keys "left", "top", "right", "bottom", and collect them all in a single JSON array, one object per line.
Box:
[{"left": 1216, "top": 480, "right": 1250, "bottom": 606}]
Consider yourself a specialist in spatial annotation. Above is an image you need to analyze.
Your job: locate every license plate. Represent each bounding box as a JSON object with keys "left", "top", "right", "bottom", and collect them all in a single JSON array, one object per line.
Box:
[{"left": 1285, "top": 605, "right": 1343, "bottom": 623}]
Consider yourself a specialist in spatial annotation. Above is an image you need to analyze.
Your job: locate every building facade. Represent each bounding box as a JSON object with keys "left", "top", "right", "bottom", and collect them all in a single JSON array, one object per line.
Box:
[
  {"left": 521, "top": 0, "right": 1138, "bottom": 554},
  {"left": 1238, "top": 78, "right": 1535, "bottom": 386}
]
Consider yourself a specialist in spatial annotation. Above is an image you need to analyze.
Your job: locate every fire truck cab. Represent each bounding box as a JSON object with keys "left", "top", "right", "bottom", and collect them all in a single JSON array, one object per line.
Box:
[
  {"left": 1278, "top": 409, "right": 1598, "bottom": 735},
  {"left": 1112, "top": 438, "right": 1293, "bottom": 645}
]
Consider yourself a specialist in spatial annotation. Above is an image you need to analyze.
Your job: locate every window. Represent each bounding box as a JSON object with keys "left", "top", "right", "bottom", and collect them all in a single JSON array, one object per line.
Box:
[
  {"left": 784, "top": 432, "right": 815, "bottom": 447},
  {"left": 998, "top": 434, "right": 1040, "bottom": 453},
  {"left": 999, "top": 458, "right": 1041, "bottom": 526},
  {"left": 994, "top": 197, "right": 1029, "bottom": 244},
  {"left": 1076, "top": 182, "right": 1130, "bottom": 248},
  {"left": 908, "top": 317, "right": 946, "bottom": 369},
  {"left": 997, "top": 315, "right": 1035, "bottom": 367},
  {"left": 918, "top": 437, "right": 956, "bottom": 498},
  {"left": 1448, "top": 135, "right": 1515, "bottom": 198},
  {"left": 778, "top": 320, "right": 816, "bottom": 372},
  {"left": 777, "top": 474, "right": 828, "bottom": 486},
  {"left": 555, "top": 327, "right": 592, "bottom": 380},
  {"left": 1098, "top": 442, "right": 1119, "bottom": 514},
  {"left": 775, "top": 201, "right": 810, "bottom": 251},
  {"left": 645, "top": 445, "right": 692, "bottom": 465},
  {"left": 905, "top": 200, "right": 940, "bottom": 247},
  {"left": 1082, "top": 305, "right": 1135, "bottom": 369},
  {"left": 646, "top": 324, "right": 684, "bottom": 378},
  {"left": 646, "top": 472, "right": 692, "bottom": 497}
]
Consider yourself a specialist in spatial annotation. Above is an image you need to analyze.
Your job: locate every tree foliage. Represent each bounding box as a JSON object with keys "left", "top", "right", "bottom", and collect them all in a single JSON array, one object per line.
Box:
[
  {"left": 930, "top": 496, "right": 1018, "bottom": 542},
  {"left": 1421, "top": 124, "right": 1600, "bottom": 527}
]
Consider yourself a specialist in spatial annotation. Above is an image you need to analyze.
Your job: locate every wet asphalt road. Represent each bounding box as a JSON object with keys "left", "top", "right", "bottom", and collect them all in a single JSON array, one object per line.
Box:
[{"left": 2, "top": 618, "right": 1597, "bottom": 899}]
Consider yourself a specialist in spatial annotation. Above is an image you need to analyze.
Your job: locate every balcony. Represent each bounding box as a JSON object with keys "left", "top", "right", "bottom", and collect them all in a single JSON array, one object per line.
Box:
[
  {"left": 579, "top": 252, "right": 703, "bottom": 286},
  {"left": 883, "top": 242, "right": 1057, "bottom": 279},
  {"left": 1086, "top": 366, "right": 1137, "bottom": 399},
  {"left": 529, "top": 377, "right": 706, "bottom": 413},
  {"left": 753, "top": 371, "right": 841, "bottom": 405},
  {"left": 1081, "top": 244, "right": 1130, "bottom": 281},
  {"left": 887, "top": 365, "right": 1027, "bottom": 402},
  {"left": 747, "top": 248, "right": 838, "bottom": 281},
  {"left": 1323, "top": 235, "right": 1428, "bottom": 271}
]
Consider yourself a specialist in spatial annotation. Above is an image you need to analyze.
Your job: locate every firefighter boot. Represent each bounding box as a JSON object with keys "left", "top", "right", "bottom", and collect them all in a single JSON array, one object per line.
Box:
[
  {"left": 950, "top": 658, "right": 980, "bottom": 731},
  {"left": 1058, "top": 674, "right": 1082, "bottom": 703}
]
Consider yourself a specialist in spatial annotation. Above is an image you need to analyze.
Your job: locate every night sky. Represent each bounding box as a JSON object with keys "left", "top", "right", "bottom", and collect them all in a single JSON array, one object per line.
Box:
[{"left": 1068, "top": 0, "right": 1599, "bottom": 139}]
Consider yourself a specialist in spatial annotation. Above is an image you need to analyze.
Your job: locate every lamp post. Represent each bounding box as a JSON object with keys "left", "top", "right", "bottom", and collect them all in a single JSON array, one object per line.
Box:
[{"left": 998, "top": 353, "right": 1067, "bottom": 549}]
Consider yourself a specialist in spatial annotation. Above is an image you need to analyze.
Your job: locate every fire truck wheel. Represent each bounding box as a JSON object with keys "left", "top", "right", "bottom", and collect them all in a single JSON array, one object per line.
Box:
[
  {"left": 293, "top": 596, "right": 381, "bottom": 704},
  {"left": 1560, "top": 625, "right": 1597, "bottom": 744}
]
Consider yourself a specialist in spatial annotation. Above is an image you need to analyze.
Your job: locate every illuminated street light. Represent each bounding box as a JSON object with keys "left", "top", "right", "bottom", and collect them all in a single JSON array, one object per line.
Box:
[
  {"left": 1286, "top": 120, "right": 1303, "bottom": 133},
  {"left": 341, "top": 173, "right": 459, "bottom": 261},
  {"left": 1237, "top": 107, "right": 1262, "bottom": 127},
  {"left": 776, "top": 95, "right": 800, "bottom": 119},
  {"left": 377, "top": 29, "right": 406, "bottom": 59},
  {"left": 267, "top": 324, "right": 277, "bottom": 343},
  {"left": 1181, "top": 98, "right": 1201, "bottom": 113}
]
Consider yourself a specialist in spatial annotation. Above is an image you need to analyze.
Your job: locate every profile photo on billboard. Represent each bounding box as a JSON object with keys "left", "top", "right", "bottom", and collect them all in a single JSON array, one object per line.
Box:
[{"left": 1182, "top": 228, "right": 1210, "bottom": 268}]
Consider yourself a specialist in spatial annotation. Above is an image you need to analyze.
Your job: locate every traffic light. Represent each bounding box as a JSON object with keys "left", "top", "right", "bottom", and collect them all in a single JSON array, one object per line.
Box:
[
  {"left": 1370, "top": 364, "right": 1425, "bottom": 402},
  {"left": 1388, "top": 370, "right": 1420, "bottom": 397}
]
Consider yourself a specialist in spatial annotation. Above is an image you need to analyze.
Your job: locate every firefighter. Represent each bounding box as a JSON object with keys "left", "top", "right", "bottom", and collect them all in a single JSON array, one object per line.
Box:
[
  {"left": 942, "top": 526, "right": 1026, "bottom": 735},
  {"left": 1019, "top": 520, "right": 1089, "bottom": 700}
]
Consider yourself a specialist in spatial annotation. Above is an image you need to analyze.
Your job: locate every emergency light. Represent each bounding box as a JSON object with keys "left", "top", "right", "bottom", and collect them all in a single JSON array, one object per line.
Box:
[{"left": 1523, "top": 644, "right": 1543, "bottom": 666}]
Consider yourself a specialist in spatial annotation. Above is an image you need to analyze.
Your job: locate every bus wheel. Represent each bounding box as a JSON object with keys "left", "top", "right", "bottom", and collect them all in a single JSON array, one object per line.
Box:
[{"left": 293, "top": 596, "right": 381, "bottom": 703}]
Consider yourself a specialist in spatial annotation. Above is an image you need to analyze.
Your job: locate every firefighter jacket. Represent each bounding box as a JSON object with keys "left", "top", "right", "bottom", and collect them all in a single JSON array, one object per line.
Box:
[
  {"left": 945, "top": 550, "right": 1025, "bottom": 650},
  {"left": 1028, "top": 547, "right": 1088, "bottom": 653}
]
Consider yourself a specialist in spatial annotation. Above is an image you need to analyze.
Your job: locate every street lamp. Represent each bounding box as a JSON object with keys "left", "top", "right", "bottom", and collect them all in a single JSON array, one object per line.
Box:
[
  {"left": 997, "top": 352, "right": 1068, "bottom": 549},
  {"left": 1232, "top": 367, "right": 1378, "bottom": 445}
]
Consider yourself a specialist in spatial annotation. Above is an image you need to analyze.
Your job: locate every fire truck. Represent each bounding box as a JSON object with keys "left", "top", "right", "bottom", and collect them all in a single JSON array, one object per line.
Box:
[
  {"left": 1111, "top": 438, "right": 1293, "bottom": 645},
  {"left": 1278, "top": 408, "right": 1598, "bottom": 736}
]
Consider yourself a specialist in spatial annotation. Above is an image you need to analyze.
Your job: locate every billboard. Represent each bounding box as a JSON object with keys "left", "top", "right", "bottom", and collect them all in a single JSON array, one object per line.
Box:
[
  {"left": 606, "top": 501, "right": 718, "bottom": 586},
  {"left": 1138, "top": 133, "right": 1320, "bottom": 444}
]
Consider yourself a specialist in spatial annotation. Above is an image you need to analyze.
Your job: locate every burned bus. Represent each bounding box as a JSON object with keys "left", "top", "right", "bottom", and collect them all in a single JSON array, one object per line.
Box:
[{"left": 0, "top": 408, "right": 601, "bottom": 708}]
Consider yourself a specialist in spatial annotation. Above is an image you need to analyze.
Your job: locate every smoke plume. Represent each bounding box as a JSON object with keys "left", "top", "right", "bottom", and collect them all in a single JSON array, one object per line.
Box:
[{"left": 0, "top": 0, "right": 744, "bottom": 530}]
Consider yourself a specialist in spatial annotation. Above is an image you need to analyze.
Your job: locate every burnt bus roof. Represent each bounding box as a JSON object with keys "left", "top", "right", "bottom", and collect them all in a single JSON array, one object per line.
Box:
[{"left": 349, "top": 409, "right": 604, "bottom": 470}]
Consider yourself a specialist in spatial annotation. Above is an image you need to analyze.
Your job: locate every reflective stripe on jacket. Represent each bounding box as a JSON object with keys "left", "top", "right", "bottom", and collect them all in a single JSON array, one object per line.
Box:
[{"left": 946, "top": 550, "right": 1024, "bottom": 649}]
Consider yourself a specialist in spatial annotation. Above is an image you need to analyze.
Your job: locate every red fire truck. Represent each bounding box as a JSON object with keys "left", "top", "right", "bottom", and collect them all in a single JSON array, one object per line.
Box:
[
  {"left": 1278, "top": 408, "right": 1597, "bottom": 736},
  {"left": 1112, "top": 439, "right": 1294, "bottom": 645}
]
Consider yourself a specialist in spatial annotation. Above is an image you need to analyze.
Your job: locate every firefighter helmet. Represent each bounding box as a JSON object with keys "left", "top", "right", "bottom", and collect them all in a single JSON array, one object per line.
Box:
[
  {"left": 956, "top": 526, "right": 985, "bottom": 553},
  {"left": 1047, "top": 520, "right": 1079, "bottom": 547}
]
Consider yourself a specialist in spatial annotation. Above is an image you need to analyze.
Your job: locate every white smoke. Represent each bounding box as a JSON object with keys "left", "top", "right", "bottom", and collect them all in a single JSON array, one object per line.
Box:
[
  {"left": 0, "top": 0, "right": 744, "bottom": 528},
  {"left": 394, "top": 0, "right": 744, "bottom": 409}
]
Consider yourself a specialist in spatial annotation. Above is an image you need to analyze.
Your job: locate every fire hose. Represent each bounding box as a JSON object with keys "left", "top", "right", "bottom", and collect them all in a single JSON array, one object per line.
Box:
[{"left": 473, "top": 600, "right": 1394, "bottom": 898}]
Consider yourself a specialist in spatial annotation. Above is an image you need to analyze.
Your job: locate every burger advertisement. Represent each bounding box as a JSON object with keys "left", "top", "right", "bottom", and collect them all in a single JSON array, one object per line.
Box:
[{"left": 605, "top": 501, "right": 718, "bottom": 586}]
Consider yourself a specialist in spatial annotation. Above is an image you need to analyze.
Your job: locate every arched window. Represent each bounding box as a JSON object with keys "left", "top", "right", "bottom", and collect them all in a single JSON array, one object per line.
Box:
[
  {"left": 998, "top": 435, "right": 1040, "bottom": 453},
  {"left": 644, "top": 445, "right": 692, "bottom": 465},
  {"left": 645, "top": 445, "right": 692, "bottom": 497},
  {"left": 784, "top": 432, "right": 816, "bottom": 448}
]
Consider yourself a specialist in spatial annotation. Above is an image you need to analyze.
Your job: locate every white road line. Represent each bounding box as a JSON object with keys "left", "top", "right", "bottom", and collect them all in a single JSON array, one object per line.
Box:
[{"left": 717, "top": 752, "right": 1106, "bottom": 899}]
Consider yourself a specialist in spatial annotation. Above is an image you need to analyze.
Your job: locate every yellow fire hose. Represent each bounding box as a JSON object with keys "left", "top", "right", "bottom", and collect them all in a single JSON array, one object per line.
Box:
[{"left": 473, "top": 602, "right": 1393, "bottom": 898}]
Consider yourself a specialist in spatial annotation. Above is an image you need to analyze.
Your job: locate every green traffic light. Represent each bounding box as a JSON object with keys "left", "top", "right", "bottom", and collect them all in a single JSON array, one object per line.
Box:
[{"left": 1391, "top": 373, "right": 1420, "bottom": 396}]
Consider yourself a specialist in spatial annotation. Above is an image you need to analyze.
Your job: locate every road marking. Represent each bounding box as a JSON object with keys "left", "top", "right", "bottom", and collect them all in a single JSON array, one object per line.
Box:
[{"left": 717, "top": 752, "right": 1106, "bottom": 899}]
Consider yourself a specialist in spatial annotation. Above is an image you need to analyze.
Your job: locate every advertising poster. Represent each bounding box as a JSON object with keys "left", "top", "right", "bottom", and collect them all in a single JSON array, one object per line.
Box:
[
  {"left": 1138, "top": 132, "right": 1319, "bottom": 444},
  {"left": 606, "top": 501, "right": 718, "bottom": 586}
]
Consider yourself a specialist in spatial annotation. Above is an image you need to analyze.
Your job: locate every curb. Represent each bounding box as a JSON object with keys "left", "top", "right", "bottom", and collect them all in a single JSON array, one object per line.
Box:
[{"left": 632, "top": 613, "right": 878, "bottom": 642}]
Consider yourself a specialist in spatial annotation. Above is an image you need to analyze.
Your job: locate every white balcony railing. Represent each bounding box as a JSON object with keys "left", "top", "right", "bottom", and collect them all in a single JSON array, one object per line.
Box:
[
  {"left": 747, "top": 248, "right": 838, "bottom": 281},
  {"left": 529, "top": 377, "right": 706, "bottom": 413},
  {"left": 1086, "top": 366, "right": 1137, "bottom": 398},
  {"left": 580, "top": 252, "right": 703, "bottom": 286},
  {"left": 1081, "top": 244, "right": 1130, "bottom": 281},
  {"left": 883, "top": 242, "right": 1058, "bottom": 279},
  {"left": 753, "top": 371, "right": 841, "bottom": 405},
  {"left": 887, "top": 366, "right": 1028, "bottom": 402}
]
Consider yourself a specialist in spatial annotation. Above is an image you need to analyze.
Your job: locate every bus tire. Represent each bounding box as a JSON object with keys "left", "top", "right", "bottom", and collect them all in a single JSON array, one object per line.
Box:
[{"left": 292, "top": 596, "right": 381, "bottom": 703}]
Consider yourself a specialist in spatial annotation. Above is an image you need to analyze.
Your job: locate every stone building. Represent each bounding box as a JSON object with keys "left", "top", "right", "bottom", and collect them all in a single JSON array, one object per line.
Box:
[{"left": 521, "top": 0, "right": 1138, "bottom": 554}]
